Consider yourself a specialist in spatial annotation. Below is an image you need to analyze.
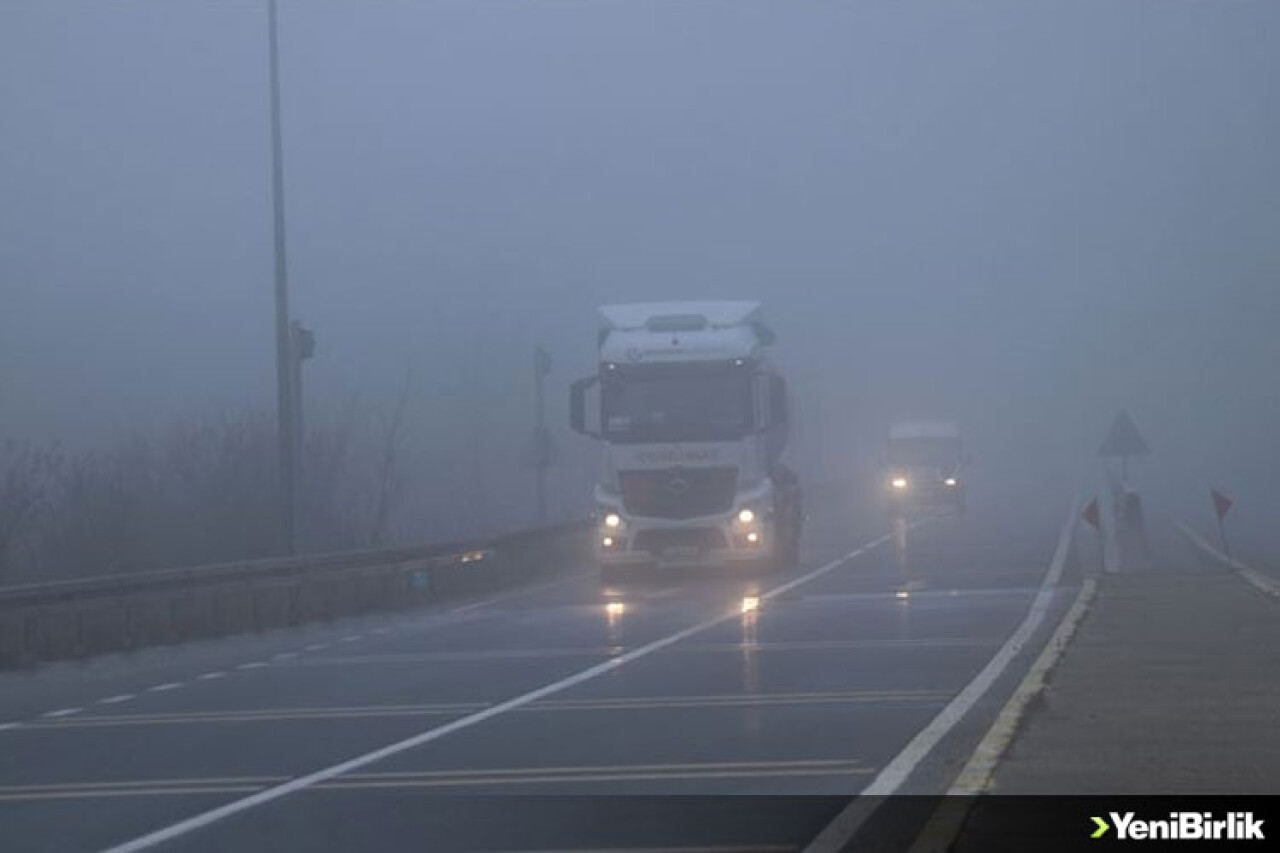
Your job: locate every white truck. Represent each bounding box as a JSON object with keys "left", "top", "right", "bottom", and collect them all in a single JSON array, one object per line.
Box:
[
  {"left": 884, "top": 420, "right": 969, "bottom": 513},
  {"left": 570, "top": 301, "right": 802, "bottom": 575}
]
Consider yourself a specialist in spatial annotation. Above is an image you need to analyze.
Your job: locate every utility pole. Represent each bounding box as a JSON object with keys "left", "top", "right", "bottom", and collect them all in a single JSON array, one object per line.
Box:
[
  {"left": 533, "top": 345, "right": 552, "bottom": 525},
  {"left": 267, "top": 0, "right": 296, "bottom": 555},
  {"left": 290, "top": 320, "right": 315, "bottom": 547}
]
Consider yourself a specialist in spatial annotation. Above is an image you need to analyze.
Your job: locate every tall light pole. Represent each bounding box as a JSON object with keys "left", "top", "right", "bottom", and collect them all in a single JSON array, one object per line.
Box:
[{"left": 268, "top": 0, "right": 297, "bottom": 555}]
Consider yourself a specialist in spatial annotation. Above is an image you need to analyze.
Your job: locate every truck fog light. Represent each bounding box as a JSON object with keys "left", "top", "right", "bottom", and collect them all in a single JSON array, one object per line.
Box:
[
  {"left": 746, "top": 531, "right": 759, "bottom": 544},
  {"left": 601, "top": 536, "right": 615, "bottom": 548}
]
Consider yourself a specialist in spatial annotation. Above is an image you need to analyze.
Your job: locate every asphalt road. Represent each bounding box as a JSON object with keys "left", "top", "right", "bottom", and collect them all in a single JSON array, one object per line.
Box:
[{"left": 0, "top": 488, "right": 1079, "bottom": 852}]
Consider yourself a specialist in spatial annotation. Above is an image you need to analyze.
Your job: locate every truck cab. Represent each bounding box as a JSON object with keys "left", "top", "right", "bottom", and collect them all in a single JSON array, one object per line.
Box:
[
  {"left": 884, "top": 421, "right": 969, "bottom": 514},
  {"left": 570, "top": 302, "right": 802, "bottom": 575}
]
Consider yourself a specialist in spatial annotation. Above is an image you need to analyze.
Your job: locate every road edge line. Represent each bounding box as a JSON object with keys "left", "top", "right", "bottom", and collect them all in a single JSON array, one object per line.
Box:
[
  {"left": 803, "top": 495, "right": 1080, "bottom": 853},
  {"left": 1176, "top": 521, "right": 1280, "bottom": 599},
  {"left": 904, "top": 575, "right": 1098, "bottom": 852},
  {"left": 99, "top": 523, "right": 924, "bottom": 853}
]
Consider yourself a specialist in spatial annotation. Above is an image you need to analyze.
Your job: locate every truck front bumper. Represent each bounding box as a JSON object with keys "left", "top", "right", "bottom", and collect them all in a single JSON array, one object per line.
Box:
[{"left": 597, "top": 519, "right": 776, "bottom": 569}]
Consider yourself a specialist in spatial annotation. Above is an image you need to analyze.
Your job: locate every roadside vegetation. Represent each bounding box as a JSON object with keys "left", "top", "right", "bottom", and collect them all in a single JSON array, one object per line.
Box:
[{"left": 0, "top": 404, "right": 421, "bottom": 585}]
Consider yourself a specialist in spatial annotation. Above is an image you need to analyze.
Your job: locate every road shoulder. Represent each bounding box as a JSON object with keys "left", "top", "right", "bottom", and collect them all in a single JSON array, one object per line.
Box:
[{"left": 952, "top": 547, "right": 1280, "bottom": 849}]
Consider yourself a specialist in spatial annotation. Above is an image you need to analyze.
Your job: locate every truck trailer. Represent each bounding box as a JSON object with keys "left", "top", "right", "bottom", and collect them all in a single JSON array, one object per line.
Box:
[{"left": 570, "top": 301, "right": 802, "bottom": 576}]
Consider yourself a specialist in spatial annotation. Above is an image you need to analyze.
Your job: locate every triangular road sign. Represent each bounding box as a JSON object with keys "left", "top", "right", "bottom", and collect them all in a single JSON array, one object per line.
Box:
[
  {"left": 1212, "top": 488, "right": 1233, "bottom": 521},
  {"left": 1082, "top": 497, "right": 1101, "bottom": 530},
  {"left": 1099, "top": 411, "right": 1149, "bottom": 458}
]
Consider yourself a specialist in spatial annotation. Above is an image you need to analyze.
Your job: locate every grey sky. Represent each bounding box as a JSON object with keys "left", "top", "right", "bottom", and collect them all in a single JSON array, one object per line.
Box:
[{"left": 2, "top": 2, "right": 1278, "bottom": 534}]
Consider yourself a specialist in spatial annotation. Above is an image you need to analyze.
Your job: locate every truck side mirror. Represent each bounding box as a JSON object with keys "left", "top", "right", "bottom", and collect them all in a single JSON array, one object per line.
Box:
[{"left": 569, "top": 376, "right": 600, "bottom": 438}]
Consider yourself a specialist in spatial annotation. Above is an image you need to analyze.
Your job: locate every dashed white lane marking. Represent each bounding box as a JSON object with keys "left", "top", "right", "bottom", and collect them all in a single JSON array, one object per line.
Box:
[
  {"left": 101, "top": 524, "right": 922, "bottom": 853},
  {"left": 447, "top": 572, "right": 589, "bottom": 615},
  {"left": 42, "top": 708, "right": 82, "bottom": 719},
  {"left": 17, "top": 571, "right": 555, "bottom": 722},
  {"left": 0, "top": 722, "right": 21, "bottom": 731}
]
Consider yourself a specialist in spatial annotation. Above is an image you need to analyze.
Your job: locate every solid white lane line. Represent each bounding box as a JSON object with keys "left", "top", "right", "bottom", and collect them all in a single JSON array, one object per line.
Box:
[
  {"left": 42, "top": 708, "right": 82, "bottom": 719},
  {"left": 945, "top": 577, "right": 1098, "bottom": 796},
  {"left": 901, "top": 579, "right": 1100, "bottom": 853},
  {"left": 1177, "top": 521, "right": 1280, "bottom": 598},
  {"left": 101, "top": 526, "right": 917, "bottom": 853},
  {"left": 98, "top": 694, "right": 136, "bottom": 705},
  {"left": 804, "top": 497, "right": 1081, "bottom": 853}
]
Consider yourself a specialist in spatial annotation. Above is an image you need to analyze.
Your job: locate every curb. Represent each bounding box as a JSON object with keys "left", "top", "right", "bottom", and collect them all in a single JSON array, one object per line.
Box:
[{"left": 906, "top": 576, "right": 1099, "bottom": 852}]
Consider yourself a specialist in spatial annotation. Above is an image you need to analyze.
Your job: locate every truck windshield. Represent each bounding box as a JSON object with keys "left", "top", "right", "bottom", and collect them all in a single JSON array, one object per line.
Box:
[
  {"left": 602, "top": 367, "right": 754, "bottom": 444},
  {"left": 887, "top": 438, "right": 961, "bottom": 468}
]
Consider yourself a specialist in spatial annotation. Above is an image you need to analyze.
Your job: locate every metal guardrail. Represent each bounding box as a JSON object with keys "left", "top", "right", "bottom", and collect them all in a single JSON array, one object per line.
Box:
[{"left": 0, "top": 520, "right": 590, "bottom": 670}]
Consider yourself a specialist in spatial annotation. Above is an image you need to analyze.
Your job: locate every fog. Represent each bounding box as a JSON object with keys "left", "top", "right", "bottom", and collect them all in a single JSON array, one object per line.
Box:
[{"left": 2, "top": 1, "right": 1278, "bottom": 568}]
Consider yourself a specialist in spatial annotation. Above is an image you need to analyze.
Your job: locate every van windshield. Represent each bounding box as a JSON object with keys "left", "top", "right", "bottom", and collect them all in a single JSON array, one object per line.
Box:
[{"left": 887, "top": 437, "right": 961, "bottom": 468}]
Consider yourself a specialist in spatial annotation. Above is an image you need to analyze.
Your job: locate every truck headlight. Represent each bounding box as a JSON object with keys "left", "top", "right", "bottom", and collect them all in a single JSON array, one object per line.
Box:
[
  {"left": 944, "top": 478, "right": 958, "bottom": 487},
  {"left": 891, "top": 477, "right": 908, "bottom": 490},
  {"left": 736, "top": 508, "right": 756, "bottom": 524},
  {"left": 603, "top": 512, "right": 622, "bottom": 529}
]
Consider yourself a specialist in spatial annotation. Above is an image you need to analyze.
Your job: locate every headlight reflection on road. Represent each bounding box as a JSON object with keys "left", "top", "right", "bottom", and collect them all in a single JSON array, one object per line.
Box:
[
  {"left": 740, "top": 593, "right": 761, "bottom": 714},
  {"left": 892, "top": 516, "right": 908, "bottom": 569},
  {"left": 604, "top": 599, "right": 627, "bottom": 639}
]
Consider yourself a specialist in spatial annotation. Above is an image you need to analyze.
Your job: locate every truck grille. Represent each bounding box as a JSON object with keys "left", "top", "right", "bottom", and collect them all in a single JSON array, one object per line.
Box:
[
  {"left": 632, "top": 528, "right": 727, "bottom": 554},
  {"left": 619, "top": 467, "right": 737, "bottom": 520}
]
